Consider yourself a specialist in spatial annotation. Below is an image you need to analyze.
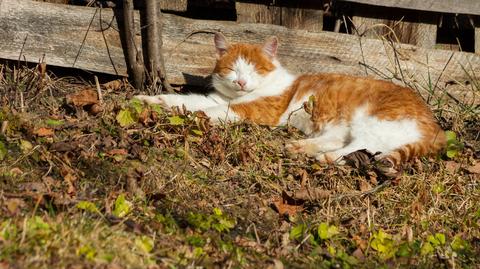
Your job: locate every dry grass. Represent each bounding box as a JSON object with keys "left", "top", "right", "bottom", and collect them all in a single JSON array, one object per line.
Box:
[{"left": 0, "top": 62, "right": 479, "bottom": 269}]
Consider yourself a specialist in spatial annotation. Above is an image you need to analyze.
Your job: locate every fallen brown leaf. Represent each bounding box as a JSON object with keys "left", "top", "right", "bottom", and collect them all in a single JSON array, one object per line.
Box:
[
  {"left": 9, "top": 167, "right": 23, "bottom": 176},
  {"left": 64, "top": 173, "right": 77, "bottom": 194},
  {"left": 138, "top": 109, "right": 151, "bottom": 125},
  {"left": 0, "top": 261, "right": 10, "bottom": 269},
  {"left": 103, "top": 79, "right": 123, "bottom": 91},
  {"left": 5, "top": 198, "right": 25, "bottom": 216},
  {"left": 445, "top": 161, "right": 462, "bottom": 173},
  {"left": 467, "top": 162, "right": 480, "bottom": 174},
  {"left": 289, "top": 187, "right": 331, "bottom": 201},
  {"left": 66, "top": 89, "right": 99, "bottom": 107},
  {"left": 352, "top": 235, "right": 368, "bottom": 250},
  {"left": 352, "top": 248, "right": 365, "bottom": 261},
  {"left": 271, "top": 197, "right": 303, "bottom": 218},
  {"left": 235, "top": 236, "right": 266, "bottom": 253},
  {"left": 359, "top": 179, "right": 372, "bottom": 192},
  {"left": 50, "top": 141, "right": 79, "bottom": 152},
  {"left": 89, "top": 104, "right": 104, "bottom": 115},
  {"left": 18, "top": 182, "right": 47, "bottom": 193},
  {"left": 107, "top": 149, "right": 128, "bottom": 156},
  {"left": 33, "top": 127, "right": 54, "bottom": 137}
]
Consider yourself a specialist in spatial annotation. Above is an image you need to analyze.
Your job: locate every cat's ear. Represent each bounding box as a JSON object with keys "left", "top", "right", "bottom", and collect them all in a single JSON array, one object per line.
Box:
[
  {"left": 214, "top": 32, "right": 228, "bottom": 57},
  {"left": 262, "top": 36, "right": 278, "bottom": 58}
]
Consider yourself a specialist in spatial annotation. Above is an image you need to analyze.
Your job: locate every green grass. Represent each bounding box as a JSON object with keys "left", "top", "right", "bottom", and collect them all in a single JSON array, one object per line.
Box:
[{"left": 0, "top": 64, "right": 479, "bottom": 268}]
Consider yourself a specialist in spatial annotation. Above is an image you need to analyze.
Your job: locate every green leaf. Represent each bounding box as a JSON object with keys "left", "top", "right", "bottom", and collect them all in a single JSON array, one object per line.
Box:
[
  {"left": 112, "top": 194, "right": 132, "bottom": 218},
  {"left": 327, "top": 244, "right": 336, "bottom": 256},
  {"left": 396, "top": 243, "right": 411, "bottom": 257},
  {"left": 435, "top": 233, "right": 446, "bottom": 245},
  {"left": 46, "top": 119, "right": 64, "bottom": 126},
  {"left": 446, "top": 149, "right": 458, "bottom": 159},
  {"left": 433, "top": 183, "right": 445, "bottom": 194},
  {"left": 311, "top": 163, "right": 322, "bottom": 170},
  {"left": 445, "top": 130, "right": 457, "bottom": 142},
  {"left": 77, "top": 244, "right": 96, "bottom": 260},
  {"left": 135, "top": 235, "right": 154, "bottom": 253},
  {"left": 98, "top": 253, "right": 114, "bottom": 263},
  {"left": 0, "top": 220, "right": 17, "bottom": 241},
  {"left": 193, "top": 247, "right": 204, "bottom": 258},
  {"left": 192, "top": 129, "right": 203, "bottom": 136},
  {"left": 28, "top": 216, "right": 50, "bottom": 231},
  {"left": 317, "top": 222, "right": 339, "bottom": 240},
  {"left": 428, "top": 233, "right": 446, "bottom": 247},
  {"left": 213, "top": 207, "right": 223, "bottom": 216},
  {"left": 77, "top": 201, "right": 100, "bottom": 214},
  {"left": 19, "top": 140, "right": 33, "bottom": 153},
  {"left": 155, "top": 213, "right": 178, "bottom": 234},
  {"left": 0, "top": 141, "right": 6, "bottom": 161},
  {"left": 445, "top": 131, "right": 464, "bottom": 159},
  {"left": 290, "top": 223, "right": 307, "bottom": 241},
  {"left": 451, "top": 235, "right": 469, "bottom": 252},
  {"left": 211, "top": 208, "right": 235, "bottom": 233},
  {"left": 130, "top": 98, "right": 144, "bottom": 114},
  {"left": 150, "top": 104, "right": 163, "bottom": 114},
  {"left": 168, "top": 115, "right": 185, "bottom": 126},
  {"left": 370, "top": 230, "right": 396, "bottom": 260},
  {"left": 420, "top": 242, "right": 434, "bottom": 255},
  {"left": 215, "top": 217, "right": 235, "bottom": 232},
  {"left": 186, "top": 235, "right": 206, "bottom": 247},
  {"left": 116, "top": 109, "right": 136, "bottom": 127}
]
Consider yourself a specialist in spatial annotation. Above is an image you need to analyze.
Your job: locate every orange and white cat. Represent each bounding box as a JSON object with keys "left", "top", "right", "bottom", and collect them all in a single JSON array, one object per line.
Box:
[{"left": 135, "top": 33, "right": 445, "bottom": 166}]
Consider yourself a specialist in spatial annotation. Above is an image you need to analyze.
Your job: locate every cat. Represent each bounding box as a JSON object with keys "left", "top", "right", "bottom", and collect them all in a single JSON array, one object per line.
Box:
[{"left": 135, "top": 33, "right": 446, "bottom": 166}]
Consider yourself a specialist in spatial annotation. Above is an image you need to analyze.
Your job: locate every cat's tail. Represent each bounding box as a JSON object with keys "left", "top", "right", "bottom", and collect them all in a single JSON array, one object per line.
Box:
[{"left": 381, "top": 128, "right": 446, "bottom": 166}]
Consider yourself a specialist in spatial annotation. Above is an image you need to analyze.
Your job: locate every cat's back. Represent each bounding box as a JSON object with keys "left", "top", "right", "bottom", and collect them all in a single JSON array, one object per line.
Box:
[{"left": 292, "top": 73, "right": 435, "bottom": 121}]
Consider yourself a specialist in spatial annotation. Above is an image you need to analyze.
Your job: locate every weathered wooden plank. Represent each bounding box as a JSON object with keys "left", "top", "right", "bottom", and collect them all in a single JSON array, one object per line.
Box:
[
  {"left": 160, "top": 0, "right": 187, "bottom": 12},
  {"left": 350, "top": 4, "right": 438, "bottom": 48},
  {"left": 337, "top": 0, "right": 480, "bottom": 16},
  {"left": 0, "top": 0, "right": 479, "bottom": 103},
  {"left": 351, "top": 14, "right": 437, "bottom": 49},
  {"left": 235, "top": 1, "right": 323, "bottom": 32},
  {"left": 281, "top": 6, "right": 323, "bottom": 32},
  {"left": 236, "top": 2, "right": 282, "bottom": 25}
]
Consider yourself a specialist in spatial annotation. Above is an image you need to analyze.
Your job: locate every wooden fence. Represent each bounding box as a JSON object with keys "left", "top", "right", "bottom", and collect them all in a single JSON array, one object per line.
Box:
[
  {"left": 158, "top": 0, "right": 480, "bottom": 53},
  {"left": 1, "top": 0, "right": 478, "bottom": 103}
]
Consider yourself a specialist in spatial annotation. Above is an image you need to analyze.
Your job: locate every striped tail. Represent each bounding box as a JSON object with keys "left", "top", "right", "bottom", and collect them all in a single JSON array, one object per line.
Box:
[{"left": 381, "top": 129, "right": 446, "bottom": 166}]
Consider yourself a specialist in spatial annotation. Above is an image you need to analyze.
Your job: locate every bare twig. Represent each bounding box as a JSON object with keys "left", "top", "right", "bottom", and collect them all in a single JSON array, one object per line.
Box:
[
  {"left": 94, "top": 75, "right": 103, "bottom": 104},
  {"left": 73, "top": 8, "right": 98, "bottom": 68},
  {"left": 20, "top": 91, "right": 25, "bottom": 113},
  {"left": 1, "top": 121, "right": 8, "bottom": 134},
  {"left": 173, "top": 29, "right": 222, "bottom": 52},
  {"left": 99, "top": 7, "right": 119, "bottom": 75}
]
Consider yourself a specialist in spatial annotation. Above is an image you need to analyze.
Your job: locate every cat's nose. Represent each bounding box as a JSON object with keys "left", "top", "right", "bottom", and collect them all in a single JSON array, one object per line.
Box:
[{"left": 234, "top": 79, "right": 246, "bottom": 89}]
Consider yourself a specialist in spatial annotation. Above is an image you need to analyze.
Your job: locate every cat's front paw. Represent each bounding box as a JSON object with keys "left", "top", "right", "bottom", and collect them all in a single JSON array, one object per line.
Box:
[
  {"left": 133, "top": 95, "right": 168, "bottom": 107},
  {"left": 285, "top": 141, "right": 305, "bottom": 155},
  {"left": 285, "top": 140, "right": 320, "bottom": 157}
]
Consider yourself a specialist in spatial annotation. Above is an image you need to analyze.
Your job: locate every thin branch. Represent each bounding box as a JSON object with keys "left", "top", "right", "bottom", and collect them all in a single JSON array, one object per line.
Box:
[
  {"left": 73, "top": 8, "right": 99, "bottom": 68},
  {"left": 94, "top": 75, "right": 103, "bottom": 104},
  {"left": 99, "top": 6, "right": 119, "bottom": 75}
]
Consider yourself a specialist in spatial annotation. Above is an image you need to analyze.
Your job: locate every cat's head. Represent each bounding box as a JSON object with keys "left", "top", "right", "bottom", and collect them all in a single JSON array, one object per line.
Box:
[{"left": 211, "top": 33, "right": 279, "bottom": 99}]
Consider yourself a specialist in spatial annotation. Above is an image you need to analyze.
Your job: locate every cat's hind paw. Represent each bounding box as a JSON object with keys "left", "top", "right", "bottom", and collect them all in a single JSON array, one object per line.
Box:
[
  {"left": 315, "top": 152, "right": 345, "bottom": 165},
  {"left": 133, "top": 95, "right": 167, "bottom": 106}
]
